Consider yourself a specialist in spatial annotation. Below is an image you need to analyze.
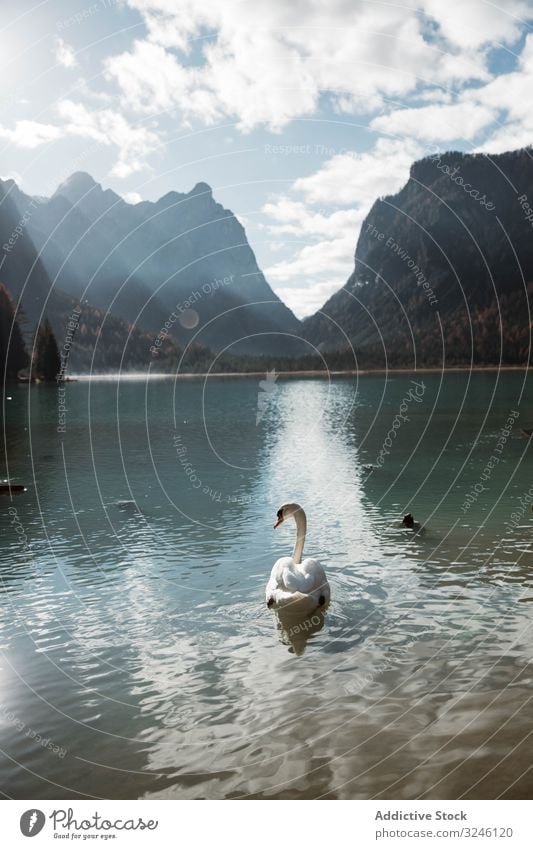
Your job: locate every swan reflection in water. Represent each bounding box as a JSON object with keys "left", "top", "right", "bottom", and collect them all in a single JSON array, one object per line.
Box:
[{"left": 274, "top": 606, "right": 326, "bottom": 655}]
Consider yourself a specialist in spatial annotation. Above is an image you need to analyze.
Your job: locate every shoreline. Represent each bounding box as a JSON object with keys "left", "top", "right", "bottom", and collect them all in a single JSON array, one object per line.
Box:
[
  {"left": 66, "top": 365, "right": 532, "bottom": 380},
  {"left": 3, "top": 366, "right": 530, "bottom": 386}
]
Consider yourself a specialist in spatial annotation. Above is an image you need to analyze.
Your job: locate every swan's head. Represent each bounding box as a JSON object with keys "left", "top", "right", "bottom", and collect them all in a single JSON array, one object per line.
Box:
[{"left": 274, "top": 502, "right": 304, "bottom": 529}]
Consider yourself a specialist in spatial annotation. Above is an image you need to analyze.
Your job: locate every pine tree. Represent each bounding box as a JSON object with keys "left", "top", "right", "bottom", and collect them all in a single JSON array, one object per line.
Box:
[
  {"left": 34, "top": 318, "right": 61, "bottom": 382},
  {"left": 0, "top": 283, "right": 29, "bottom": 381}
]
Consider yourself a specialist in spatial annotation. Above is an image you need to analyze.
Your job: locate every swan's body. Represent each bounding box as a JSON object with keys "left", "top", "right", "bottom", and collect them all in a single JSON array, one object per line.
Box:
[
  {"left": 266, "top": 503, "right": 330, "bottom": 615},
  {"left": 266, "top": 556, "right": 330, "bottom": 614}
]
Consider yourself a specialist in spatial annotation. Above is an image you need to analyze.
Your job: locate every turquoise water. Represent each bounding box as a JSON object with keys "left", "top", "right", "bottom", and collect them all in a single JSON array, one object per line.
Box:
[{"left": 1, "top": 370, "right": 533, "bottom": 799}]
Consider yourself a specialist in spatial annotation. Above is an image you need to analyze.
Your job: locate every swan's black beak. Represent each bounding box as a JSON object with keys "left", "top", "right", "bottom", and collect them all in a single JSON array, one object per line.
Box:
[{"left": 273, "top": 517, "right": 283, "bottom": 529}]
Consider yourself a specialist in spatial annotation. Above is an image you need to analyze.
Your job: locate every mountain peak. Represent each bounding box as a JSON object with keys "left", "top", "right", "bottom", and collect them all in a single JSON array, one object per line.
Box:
[
  {"left": 190, "top": 181, "right": 212, "bottom": 197},
  {"left": 52, "top": 171, "right": 125, "bottom": 218},
  {"left": 54, "top": 171, "right": 100, "bottom": 200}
]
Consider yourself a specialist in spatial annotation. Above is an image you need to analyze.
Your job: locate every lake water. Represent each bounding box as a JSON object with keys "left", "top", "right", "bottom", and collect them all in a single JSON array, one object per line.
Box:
[{"left": 1, "top": 370, "right": 533, "bottom": 800}]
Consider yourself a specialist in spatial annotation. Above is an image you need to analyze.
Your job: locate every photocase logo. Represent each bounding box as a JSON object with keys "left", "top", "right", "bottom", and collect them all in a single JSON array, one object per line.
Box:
[
  {"left": 20, "top": 809, "right": 45, "bottom": 837},
  {"left": 256, "top": 369, "right": 279, "bottom": 425}
]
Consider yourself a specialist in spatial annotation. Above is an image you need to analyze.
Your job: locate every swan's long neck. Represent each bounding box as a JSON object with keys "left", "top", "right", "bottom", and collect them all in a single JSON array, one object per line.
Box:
[{"left": 292, "top": 507, "right": 307, "bottom": 565}]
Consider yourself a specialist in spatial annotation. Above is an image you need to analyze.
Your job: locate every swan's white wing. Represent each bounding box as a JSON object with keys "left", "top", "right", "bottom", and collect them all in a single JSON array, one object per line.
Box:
[
  {"left": 300, "top": 558, "right": 330, "bottom": 601},
  {"left": 266, "top": 557, "right": 292, "bottom": 601},
  {"left": 266, "top": 556, "right": 330, "bottom": 609},
  {"left": 283, "top": 562, "right": 315, "bottom": 593}
]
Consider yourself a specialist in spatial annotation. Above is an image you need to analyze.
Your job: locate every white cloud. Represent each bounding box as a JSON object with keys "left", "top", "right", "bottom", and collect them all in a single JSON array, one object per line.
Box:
[
  {"left": 262, "top": 198, "right": 361, "bottom": 238},
  {"left": 478, "top": 124, "right": 533, "bottom": 153},
  {"left": 380, "top": 31, "right": 529, "bottom": 154},
  {"left": 468, "top": 32, "right": 533, "bottom": 152},
  {"left": 54, "top": 37, "right": 77, "bottom": 68},
  {"left": 414, "top": 89, "right": 453, "bottom": 105},
  {"left": 110, "top": 0, "right": 501, "bottom": 130},
  {"left": 105, "top": 40, "right": 194, "bottom": 114},
  {"left": 266, "top": 233, "right": 357, "bottom": 282},
  {"left": 122, "top": 191, "right": 142, "bottom": 203},
  {"left": 293, "top": 138, "right": 424, "bottom": 206},
  {"left": 0, "top": 171, "right": 23, "bottom": 184},
  {"left": 422, "top": 0, "right": 533, "bottom": 50},
  {"left": 371, "top": 101, "right": 496, "bottom": 142},
  {"left": 0, "top": 103, "right": 159, "bottom": 178},
  {"left": 57, "top": 100, "right": 159, "bottom": 177},
  {"left": 262, "top": 200, "right": 366, "bottom": 316},
  {"left": 266, "top": 231, "right": 359, "bottom": 317},
  {"left": 276, "top": 277, "right": 350, "bottom": 318},
  {"left": 0, "top": 120, "right": 63, "bottom": 148}
]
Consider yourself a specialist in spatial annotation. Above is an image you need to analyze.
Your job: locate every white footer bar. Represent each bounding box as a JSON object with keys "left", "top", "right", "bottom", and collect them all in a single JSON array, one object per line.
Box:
[{"left": 2, "top": 799, "right": 532, "bottom": 848}]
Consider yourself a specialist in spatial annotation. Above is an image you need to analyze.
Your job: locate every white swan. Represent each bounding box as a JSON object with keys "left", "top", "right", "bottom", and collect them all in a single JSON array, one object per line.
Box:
[{"left": 265, "top": 502, "right": 330, "bottom": 615}]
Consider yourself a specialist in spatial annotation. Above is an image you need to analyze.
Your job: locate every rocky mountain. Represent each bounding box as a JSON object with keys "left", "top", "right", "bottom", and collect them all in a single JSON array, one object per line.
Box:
[
  {"left": 8, "top": 172, "right": 301, "bottom": 356},
  {"left": 304, "top": 147, "right": 533, "bottom": 366},
  {"left": 0, "top": 179, "right": 185, "bottom": 372},
  {"left": 5, "top": 148, "right": 533, "bottom": 373},
  {"left": 0, "top": 179, "right": 53, "bottom": 322}
]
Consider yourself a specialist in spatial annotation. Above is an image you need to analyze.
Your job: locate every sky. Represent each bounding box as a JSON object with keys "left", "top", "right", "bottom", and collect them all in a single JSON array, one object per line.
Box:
[{"left": 1, "top": 0, "right": 533, "bottom": 318}]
